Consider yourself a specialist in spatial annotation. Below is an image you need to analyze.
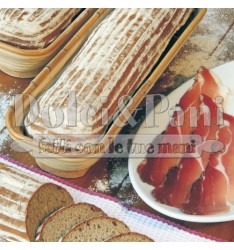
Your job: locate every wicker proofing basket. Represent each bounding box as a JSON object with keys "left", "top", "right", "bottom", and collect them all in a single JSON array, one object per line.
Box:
[
  {"left": 0, "top": 8, "right": 97, "bottom": 78},
  {"left": 6, "top": 9, "right": 207, "bottom": 178}
]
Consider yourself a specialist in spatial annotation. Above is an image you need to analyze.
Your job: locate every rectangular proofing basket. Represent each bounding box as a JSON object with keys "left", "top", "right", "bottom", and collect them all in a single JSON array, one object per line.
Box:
[
  {"left": 6, "top": 9, "right": 207, "bottom": 178},
  {"left": 0, "top": 8, "right": 97, "bottom": 78}
]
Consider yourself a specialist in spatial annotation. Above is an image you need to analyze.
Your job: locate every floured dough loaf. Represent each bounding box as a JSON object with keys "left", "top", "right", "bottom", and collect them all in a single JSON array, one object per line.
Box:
[
  {"left": 0, "top": 163, "right": 74, "bottom": 241},
  {"left": 0, "top": 8, "right": 81, "bottom": 49},
  {"left": 25, "top": 8, "right": 193, "bottom": 143}
]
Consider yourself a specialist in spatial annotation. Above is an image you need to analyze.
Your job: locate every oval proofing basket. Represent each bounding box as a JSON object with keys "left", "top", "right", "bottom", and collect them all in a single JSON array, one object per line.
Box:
[
  {"left": 0, "top": 8, "right": 97, "bottom": 78},
  {"left": 6, "top": 9, "right": 207, "bottom": 178}
]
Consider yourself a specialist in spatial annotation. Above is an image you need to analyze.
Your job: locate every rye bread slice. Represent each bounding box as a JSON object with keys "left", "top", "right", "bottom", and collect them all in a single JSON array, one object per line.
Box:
[
  {"left": 0, "top": 163, "right": 74, "bottom": 242},
  {"left": 61, "top": 216, "right": 130, "bottom": 242},
  {"left": 38, "top": 203, "right": 106, "bottom": 242},
  {"left": 106, "top": 232, "right": 154, "bottom": 242}
]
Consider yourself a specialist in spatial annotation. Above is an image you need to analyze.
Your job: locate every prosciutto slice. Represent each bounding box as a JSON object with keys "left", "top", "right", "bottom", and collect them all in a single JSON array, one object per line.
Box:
[
  {"left": 137, "top": 66, "right": 233, "bottom": 215},
  {"left": 153, "top": 95, "right": 222, "bottom": 207},
  {"left": 138, "top": 66, "right": 228, "bottom": 187},
  {"left": 182, "top": 113, "right": 234, "bottom": 215}
]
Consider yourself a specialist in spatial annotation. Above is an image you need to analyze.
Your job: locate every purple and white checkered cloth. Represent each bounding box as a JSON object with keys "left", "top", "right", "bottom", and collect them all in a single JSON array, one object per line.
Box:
[{"left": 0, "top": 154, "right": 222, "bottom": 242}]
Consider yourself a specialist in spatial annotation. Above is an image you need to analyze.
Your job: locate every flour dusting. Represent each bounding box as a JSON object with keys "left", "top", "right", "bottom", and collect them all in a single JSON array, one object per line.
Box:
[{"left": 0, "top": 89, "right": 15, "bottom": 150}]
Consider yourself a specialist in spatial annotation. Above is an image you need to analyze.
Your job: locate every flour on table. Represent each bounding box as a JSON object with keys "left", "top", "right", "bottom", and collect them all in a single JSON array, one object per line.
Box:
[
  {"left": 0, "top": 89, "right": 15, "bottom": 149},
  {"left": 108, "top": 158, "right": 129, "bottom": 190},
  {"left": 88, "top": 158, "right": 141, "bottom": 205},
  {"left": 156, "top": 9, "right": 234, "bottom": 93},
  {"left": 93, "top": 179, "right": 110, "bottom": 193}
]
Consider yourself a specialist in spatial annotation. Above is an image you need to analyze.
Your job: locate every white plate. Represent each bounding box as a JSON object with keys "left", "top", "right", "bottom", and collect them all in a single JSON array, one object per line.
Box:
[{"left": 128, "top": 61, "right": 234, "bottom": 223}]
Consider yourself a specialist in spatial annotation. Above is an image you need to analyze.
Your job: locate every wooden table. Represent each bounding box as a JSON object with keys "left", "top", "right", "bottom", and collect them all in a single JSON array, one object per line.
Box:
[{"left": 1, "top": 8, "right": 234, "bottom": 241}]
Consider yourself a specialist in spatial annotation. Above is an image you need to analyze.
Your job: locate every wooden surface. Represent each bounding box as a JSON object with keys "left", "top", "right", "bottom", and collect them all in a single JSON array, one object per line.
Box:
[{"left": 0, "top": 8, "right": 234, "bottom": 241}]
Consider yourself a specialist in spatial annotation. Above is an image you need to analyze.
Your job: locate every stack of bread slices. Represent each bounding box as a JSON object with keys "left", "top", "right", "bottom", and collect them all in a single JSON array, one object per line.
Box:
[
  {"left": 0, "top": 163, "right": 153, "bottom": 242},
  {"left": 37, "top": 202, "right": 154, "bottom": 242}
]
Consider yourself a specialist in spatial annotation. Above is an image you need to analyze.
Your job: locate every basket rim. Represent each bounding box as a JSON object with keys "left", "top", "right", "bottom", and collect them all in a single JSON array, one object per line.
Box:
[
  {"left": 0, "top": 8, "right": 96, "bottom": 56},
  {"left": 6, "top": 8, "right": 207, "bottom": 163}
]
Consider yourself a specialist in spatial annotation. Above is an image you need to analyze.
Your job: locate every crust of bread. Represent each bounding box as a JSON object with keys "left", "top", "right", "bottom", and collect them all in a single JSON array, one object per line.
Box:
[
  {"left": 61, "top": 216, "right": 130, "bottom": 242},
  {"left": 38, "top": 203, "right": 106, "bottom": 242},
  {"left": 106, "top": 232, "right": 154, "bottom": 242},
  {"left": 0, "top": 163, "right": 73, "bottom": 241}
]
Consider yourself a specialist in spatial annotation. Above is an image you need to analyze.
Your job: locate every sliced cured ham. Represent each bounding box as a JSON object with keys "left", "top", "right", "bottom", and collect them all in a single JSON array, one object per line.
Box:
[
  {"left": 138, "top": 66, "right": 228, "bottom": 187},
  {"left": 153, "top": 95, "right": 222, "bottom": 207},
  {"left": 182, "top": 113, "right": 234, "bottom": 214},
  {"left": 219, "top": 114, "right": 234, "bottom": 204},
  {"left": 181, "top": 165, "right": 229, "bottom": 215},
  {"left": 178, "top": 66, "right": 228, "bottom": 111},
  {"left": 137, "top": 66, "right": 233, "bottom": 215},
  {"left": 138, "top": 95, "right": 198, "bottom": 187}
]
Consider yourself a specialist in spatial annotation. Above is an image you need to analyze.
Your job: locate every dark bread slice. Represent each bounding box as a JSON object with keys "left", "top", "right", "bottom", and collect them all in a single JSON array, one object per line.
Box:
[
  {"left": 27, "top": 183, "right": 73, "bottom": 241},
  {"left": 38, "top": 203, "right": 106, "bottom": 241},
  {"left": 106, "top": 232, "right": 154, "bottom": 242},
  {"left": 61, "top": 216, "right": 130, "bottom": 242},
  {"left": 0, "top": 163, "right": 74, "bottom": 241}
]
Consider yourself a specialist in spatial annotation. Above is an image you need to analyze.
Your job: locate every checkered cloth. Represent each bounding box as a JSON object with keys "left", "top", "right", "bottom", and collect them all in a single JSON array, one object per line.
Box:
[{"left": 0, "top": 155, "right": 221, "bottom": 242}]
